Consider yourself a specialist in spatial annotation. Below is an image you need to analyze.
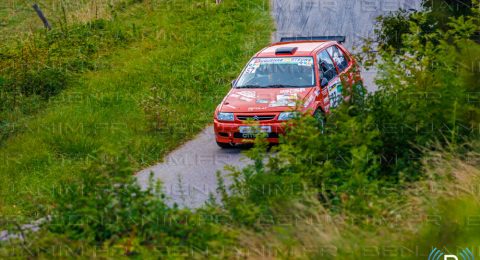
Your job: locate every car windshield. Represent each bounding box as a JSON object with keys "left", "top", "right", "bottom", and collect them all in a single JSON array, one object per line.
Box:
[{"left": 236, "top": 57, "right": 315, "bottom": 88}]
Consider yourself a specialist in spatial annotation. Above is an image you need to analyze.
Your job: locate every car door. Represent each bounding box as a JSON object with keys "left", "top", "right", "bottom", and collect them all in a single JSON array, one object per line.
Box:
[
  {"left": 327, "top": 45, "right": 351, "bottom": 100},
  {"left": 317, "top": 49, "right": 341, "bottom": 112},
  {"left": 327, "top": 44, "right": 363, "bottom": 102}
]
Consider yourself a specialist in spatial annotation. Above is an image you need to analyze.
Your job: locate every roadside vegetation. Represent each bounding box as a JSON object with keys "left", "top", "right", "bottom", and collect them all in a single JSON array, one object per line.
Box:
[
  {"left": 0, "top": 0, "right": 129, "bottom": 42},
  {"left": 216, "top": 2, "right": 480, "bottom": 255},
  {"left": 1, "top": 0, "right": 479, "bottom": 258},
  {"left": 0, "top": 0, "right": 272, "bottom": 216}
]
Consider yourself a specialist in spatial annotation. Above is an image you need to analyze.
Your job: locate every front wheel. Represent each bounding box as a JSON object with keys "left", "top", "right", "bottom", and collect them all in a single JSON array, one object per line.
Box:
[{"left": 216, "top": 141, "right": 232, "bottom": 149}]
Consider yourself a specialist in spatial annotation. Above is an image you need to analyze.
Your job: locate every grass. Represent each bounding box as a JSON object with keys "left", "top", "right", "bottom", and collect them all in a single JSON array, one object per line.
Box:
[
  {"left": 340, "top": 152, "right": 480, "bottom": 259},
  {"left": 0, "top": 0, "right": 273, "bottom": 217},
  {"left": 0, "top": 0, "right": 127, "bottom": 42}
]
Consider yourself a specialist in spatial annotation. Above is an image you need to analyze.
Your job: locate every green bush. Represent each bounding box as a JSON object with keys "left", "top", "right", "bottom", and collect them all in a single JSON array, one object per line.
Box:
[
  {"left": 2, "top": 150, "right": 235, "bottom": 258},
  {"left": 376, "top": 0, "right": 476, "bottom": 52},
  {"left": 17, "top": 67, "right": 69, "bottom": 98},
  {"left": 375, "top": 9, "right": 414, "bottom": 52},
  {"left": 422, "top": 0, "right": 474, "bottom": 30}
]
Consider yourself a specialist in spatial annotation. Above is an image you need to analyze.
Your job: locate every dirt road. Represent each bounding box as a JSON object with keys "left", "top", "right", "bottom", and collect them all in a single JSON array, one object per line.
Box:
[{"left": 136, "top": 0, "right": 422, "bottom": 208}]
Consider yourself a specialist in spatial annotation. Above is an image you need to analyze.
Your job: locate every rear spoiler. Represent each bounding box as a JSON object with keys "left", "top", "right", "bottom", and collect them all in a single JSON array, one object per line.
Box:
[{"left": 280, "top": 36, "right": 346, "bottom": 44}]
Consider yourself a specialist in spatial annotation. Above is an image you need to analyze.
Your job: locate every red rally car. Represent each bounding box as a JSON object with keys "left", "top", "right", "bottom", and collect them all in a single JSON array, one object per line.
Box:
[{"left": 214, "top": 36, "right": 363, "bottom": 148}]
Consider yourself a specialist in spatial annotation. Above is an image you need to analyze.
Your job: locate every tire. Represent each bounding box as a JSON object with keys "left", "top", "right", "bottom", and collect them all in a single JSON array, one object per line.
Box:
[
  {"left": 313, "top": 109, "right": 326, "bottom": 133},
  {"left": 216, "top": 141, "right": 232, "bottom": 149}
]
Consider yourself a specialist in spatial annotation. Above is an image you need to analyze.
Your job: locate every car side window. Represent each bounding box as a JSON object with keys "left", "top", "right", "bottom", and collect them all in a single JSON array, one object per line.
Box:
[
  {"left": 317, "top": 50, "right": 338, "bottom": 85},
  {"left": 327, "top": 45, "right": 349, "bottom": 72}
]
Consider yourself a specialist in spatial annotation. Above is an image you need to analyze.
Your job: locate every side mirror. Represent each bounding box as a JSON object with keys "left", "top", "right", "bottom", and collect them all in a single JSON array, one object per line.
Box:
[
  {"left": 231, "top": 79, "right": 237, "bottom": 88},
  {"left": 321, "top": 78, "right": 328, "bottom": 87}
]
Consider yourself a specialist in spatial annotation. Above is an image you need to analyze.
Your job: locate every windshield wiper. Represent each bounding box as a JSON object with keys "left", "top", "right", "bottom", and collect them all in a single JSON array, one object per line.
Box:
[
  {"left": 266, "top": 84, "right": 298, "bottom": 88},
  {"left": 237, "top": 85, "right": 262, "bottom": 88}
]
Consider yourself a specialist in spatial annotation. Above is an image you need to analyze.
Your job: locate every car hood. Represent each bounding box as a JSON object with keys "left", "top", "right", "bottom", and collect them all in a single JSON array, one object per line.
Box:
[{"left": 219, "top": 87, "right": 314, "bottom": 113}]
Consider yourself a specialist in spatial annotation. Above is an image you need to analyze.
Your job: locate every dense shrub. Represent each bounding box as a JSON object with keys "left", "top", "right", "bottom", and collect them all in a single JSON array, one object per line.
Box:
[
  {"left": 3, "top": 150, "right": 235, "bottom": 258},
  {"left": 376, "top": 0, "right": 476, "bottom": 52},
  {"left": 423, "top": 0, "right": 474, "bottom": 30},
  {"left": 375, "top": 9, "right": 415, "bottom": 52}
]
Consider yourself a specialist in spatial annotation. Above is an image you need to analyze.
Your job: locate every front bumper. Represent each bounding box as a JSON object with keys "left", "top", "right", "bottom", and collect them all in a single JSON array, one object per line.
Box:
[{"left": 214, "top": 119, "right": 286, "bottom": 144}]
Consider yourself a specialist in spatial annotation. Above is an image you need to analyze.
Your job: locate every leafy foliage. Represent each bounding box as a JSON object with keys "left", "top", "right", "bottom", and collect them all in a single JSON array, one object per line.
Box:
[
  {"left": 3, "top": 150, "right": 235, "bottom": 258},
  {"left": 376, "top": 0, "right": 476, "bottom": 52}
]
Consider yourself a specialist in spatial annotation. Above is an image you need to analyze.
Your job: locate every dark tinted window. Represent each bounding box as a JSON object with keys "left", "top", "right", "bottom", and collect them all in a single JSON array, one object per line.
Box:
[
  {"left": 327, "top": 46, "right": 349, "bottom": 72},
  {"left": 318, "top": 50, "right": 338, "bottom": 83}
]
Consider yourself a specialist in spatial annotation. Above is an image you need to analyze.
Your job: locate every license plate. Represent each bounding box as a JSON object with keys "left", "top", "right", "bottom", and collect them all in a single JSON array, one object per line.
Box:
[{"left": 239, "top": 126, "right": 272, "bottom": 134}]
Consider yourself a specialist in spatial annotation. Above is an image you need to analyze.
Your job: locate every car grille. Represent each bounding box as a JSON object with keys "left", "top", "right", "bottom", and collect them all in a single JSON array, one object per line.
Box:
[{"left": 237, "top": 115, "right": 276, "bottom": 121}]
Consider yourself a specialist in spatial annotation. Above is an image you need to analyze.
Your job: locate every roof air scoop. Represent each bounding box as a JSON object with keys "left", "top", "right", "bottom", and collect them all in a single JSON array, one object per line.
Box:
[{"left": 275, "top": 47, "right": 298, "bottom": 55}]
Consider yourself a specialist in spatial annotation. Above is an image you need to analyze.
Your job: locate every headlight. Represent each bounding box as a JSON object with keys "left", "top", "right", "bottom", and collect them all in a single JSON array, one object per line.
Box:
[
  {"left": 278, "top": 112, "right": 298, "bottom": 121},
  {"left": 217, "top": 112, "right": 234, "bottom": 121}
]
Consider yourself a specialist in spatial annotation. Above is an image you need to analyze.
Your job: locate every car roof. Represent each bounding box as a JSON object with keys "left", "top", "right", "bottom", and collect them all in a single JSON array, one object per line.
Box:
[{"left": 255, "top": 41, "right": 333, "bottom": 58}]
